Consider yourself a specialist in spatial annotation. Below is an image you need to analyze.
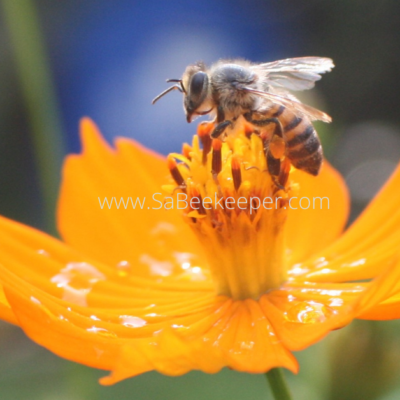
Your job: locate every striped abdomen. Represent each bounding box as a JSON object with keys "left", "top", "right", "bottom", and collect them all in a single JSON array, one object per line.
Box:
[{"left": 269, "top": 104, "right": 323, "bottom": 176}]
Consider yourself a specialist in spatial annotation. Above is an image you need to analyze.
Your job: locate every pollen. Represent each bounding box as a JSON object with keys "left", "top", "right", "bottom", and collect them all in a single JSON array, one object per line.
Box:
[{"left": 167, "top": 121, "right": 294, "bottom": 300}]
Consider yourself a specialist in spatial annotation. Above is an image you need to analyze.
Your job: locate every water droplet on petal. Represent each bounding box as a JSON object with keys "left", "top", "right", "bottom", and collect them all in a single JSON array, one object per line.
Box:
[
  {"left": 177, "top": 265, "right": 207, "bottom": 281},
  {"left": 51, "top": 262, "right": 106, "bottom": 306},
  {"left": 173, "top": 251, "right": 195, "bottom": 265},
  {"left": 329, "top": 298, "right": 344, "bottom": 307},
  {"left": 87, "top": 326, "right": 116, "bottom": 338},
  {"left": 119, "top": 315, "right": 147, "bottom": 328},
  {"left": 285, "top": 301, "right": 335, "bottom": 324},
  {"left": 140, "top": 254, "right": 174, "bottom": 276},
  {"left": 289, "top": 264, "right": 309, "bottom": 276},
  {"left": 117, "top": 260, "right": 130, "bottom": 269},
  {"left": 346, "top": 258, "right": 366, "bottom": 268},
  {"left": 116, "top": 260, "right": 131, "bottom": 277},
  {"left": 240, "top": 341, "right": 254, "bottom": 350},
  {"left": 182, "top": 262, "right": 191, "bottom": 270},
  {"left": 30, "top": 296, "right": 41, "bottom": 305}
]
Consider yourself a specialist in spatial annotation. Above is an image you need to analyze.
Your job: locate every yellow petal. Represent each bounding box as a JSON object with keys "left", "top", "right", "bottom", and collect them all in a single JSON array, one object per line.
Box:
[
  {"left": 0, "top": 214, "right": 297, "bottom": 383},
  {"left": 57, "top": 118, "right": 207, "bottom": 279},
  {"left": 285, "top": 161, "right": 349, "bottom": 266},
  {"left": 295, "top": 162, "right": 400, "bottom": 282},
  {"left": 0, "top": 285, "right": 17, "bottom": 324}
]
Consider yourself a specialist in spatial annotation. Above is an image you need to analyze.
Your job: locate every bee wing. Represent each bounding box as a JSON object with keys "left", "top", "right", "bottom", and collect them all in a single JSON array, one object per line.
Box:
[
  {"left": 244, "top": 87, "right": 332, "bottom": 123},
  {"left": 251, "top": 57, "right": 334, "bottom": 91}
]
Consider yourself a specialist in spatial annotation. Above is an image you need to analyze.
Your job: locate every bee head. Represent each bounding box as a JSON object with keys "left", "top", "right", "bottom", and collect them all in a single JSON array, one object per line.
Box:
[
  {"left": 182, "top": 62, "right": 212, "bottom": 123},
  {"left": 152, "top": 61, "right": 213, "bottom": 123}
]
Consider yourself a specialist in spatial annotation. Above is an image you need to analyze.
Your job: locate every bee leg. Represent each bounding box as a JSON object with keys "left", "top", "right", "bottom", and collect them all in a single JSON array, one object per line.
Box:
[
  {"left": 244, "top": 112, "right": 287, "bottom": 188},
  {"left": 211, "top": 120, "right": 233, "bottom": 139},
  {"left": 216, "top": 105, "right": 225, "bottom": 123},
  {"left": 264, "top": 143, "right": 286, "bottom": 190}
]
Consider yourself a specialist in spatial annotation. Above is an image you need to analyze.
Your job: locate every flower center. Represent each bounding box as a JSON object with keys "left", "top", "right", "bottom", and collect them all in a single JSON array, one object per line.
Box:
[{"left": 166, "top": 121, "right": 293, "bottom": 300}]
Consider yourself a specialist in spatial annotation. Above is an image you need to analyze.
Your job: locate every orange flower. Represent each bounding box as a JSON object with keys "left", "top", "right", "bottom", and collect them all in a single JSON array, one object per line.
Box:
[{"left": 0, "top": 118, "right": 400, "bottom": 385}]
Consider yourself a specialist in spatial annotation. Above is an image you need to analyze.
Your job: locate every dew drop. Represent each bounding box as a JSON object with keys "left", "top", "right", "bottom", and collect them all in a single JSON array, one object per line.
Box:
[
  {"left": 285, "top": 301, "right": 334, "bottom": 324},
  {"left": 117, "top": 260, "right": 130, "bottom": 269},
  {"left": 30, "top": 296, "right": 41, "bottom": 305},
  {"left": 119, "top": 315, "right": 147, "bottom": 328},
  {"left": 348, "top": 258, "right": 366, "bottom": 267},
  {"left": 37, "top": 249, "right": 50, "bottom": 257},
  {"left": 182, "top": 262, "right": 191, "bottom": 270},
  {"left": 51, "top": 262, "right": 106, "bottom": 306},
  {"left": 178, "top": 265, "right": 207, "bottom": 281},
  {"left": 140, "top": 254, "right": 174, "bottom": 276},
  {"left": 329, "top": 298, "right": 344, "bottom": 307},
  {"left": 116, "top": 260, "right": 131, "bottom": 277},
  {"left": 289, "top": 264, "right": 309, "bottom": 276},
  {"left": 240, "top": 341, "right": 254, "bottom": 350},
  {"left": 173, "top": 252, "right": 195, "bottom": 264},
  {"left": 87, "top": 326, "right": 117, "bottom": 338}
]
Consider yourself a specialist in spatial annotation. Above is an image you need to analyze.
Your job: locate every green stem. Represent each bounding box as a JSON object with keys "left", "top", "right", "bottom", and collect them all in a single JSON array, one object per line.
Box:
[
  {"left": 266, "top": 368, "right": 293, "bottom": 400},
  {"left": 1, "top": 0, "right": 66, "bottom": 235}
]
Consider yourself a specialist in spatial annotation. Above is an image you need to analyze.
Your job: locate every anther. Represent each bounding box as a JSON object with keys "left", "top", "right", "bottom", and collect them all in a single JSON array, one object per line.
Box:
[
  {"left": 211, "top": 139, "right": 222, "bottom": 175},
  {"left": 244, "top": 122, "right": 255, "bottom": 138},
  {"left": 197, "top": 121, "right": 214, "bottom": 137},
  {"left": 198, "top": 122, "right": 213, "bottom": 164},
  {"left": 231, "top": 155, "right": 242, "bottom": 192},
  {"left": 188, "top": 186, "right": 206, "bottom": 215},
  {"left": 167, "top": 156, "right": 186, "bottom": 189}
]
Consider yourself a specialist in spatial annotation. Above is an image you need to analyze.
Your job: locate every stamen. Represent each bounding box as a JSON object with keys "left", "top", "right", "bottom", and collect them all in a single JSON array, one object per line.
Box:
[
  {"left": 182, "top": 143, "right": 192, "bottom": 160},
  {"left": 166, "top": 122, "right": 292, "bottom": 300},
  {"left": 211, "top": 139, "right": 222, "bottom": 175},
  {"left": 231, "top": 155, "right": 242, "bottom": 191},
  {"left": 187, "top": 184, "right": 206, "bottom": 215},
  {"left": 198, "top": 122, "right": 213, "bottom": 164},
  {"left": 167, "top": 156, "right": 186, "bottom": 189},
  {"left": 244, "top": 122, "right": 255, "bottom": 138}
]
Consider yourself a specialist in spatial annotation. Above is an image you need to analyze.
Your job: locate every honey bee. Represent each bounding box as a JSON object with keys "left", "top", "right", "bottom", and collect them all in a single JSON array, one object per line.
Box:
[{"left": 152, "top": 57, "right": 334, "bottom": 178}]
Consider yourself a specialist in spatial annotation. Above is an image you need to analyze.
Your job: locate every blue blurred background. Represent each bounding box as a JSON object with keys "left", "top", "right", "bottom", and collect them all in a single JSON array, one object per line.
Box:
[{"left": 1, "top": 1, "right": 400, "bottom": 399}]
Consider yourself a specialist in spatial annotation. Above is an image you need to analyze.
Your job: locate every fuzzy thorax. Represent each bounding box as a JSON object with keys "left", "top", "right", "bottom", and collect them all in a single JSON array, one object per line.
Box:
[{"left": 166, "top": 122, "right": 293, "bottom": 300}]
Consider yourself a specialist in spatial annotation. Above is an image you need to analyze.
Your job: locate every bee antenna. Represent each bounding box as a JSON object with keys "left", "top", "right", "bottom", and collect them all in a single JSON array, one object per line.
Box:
[
  {"left": 152, "top": 85, "right": 183, "bottom": 105},
  {"left": 167, "top": 79, "right": 186, "bottom": 93}
]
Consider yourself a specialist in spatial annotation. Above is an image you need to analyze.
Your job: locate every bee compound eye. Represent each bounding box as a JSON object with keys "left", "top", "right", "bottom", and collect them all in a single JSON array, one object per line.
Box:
[{"left": 190, "top": 72, "right": 208, "bottom": 99}]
